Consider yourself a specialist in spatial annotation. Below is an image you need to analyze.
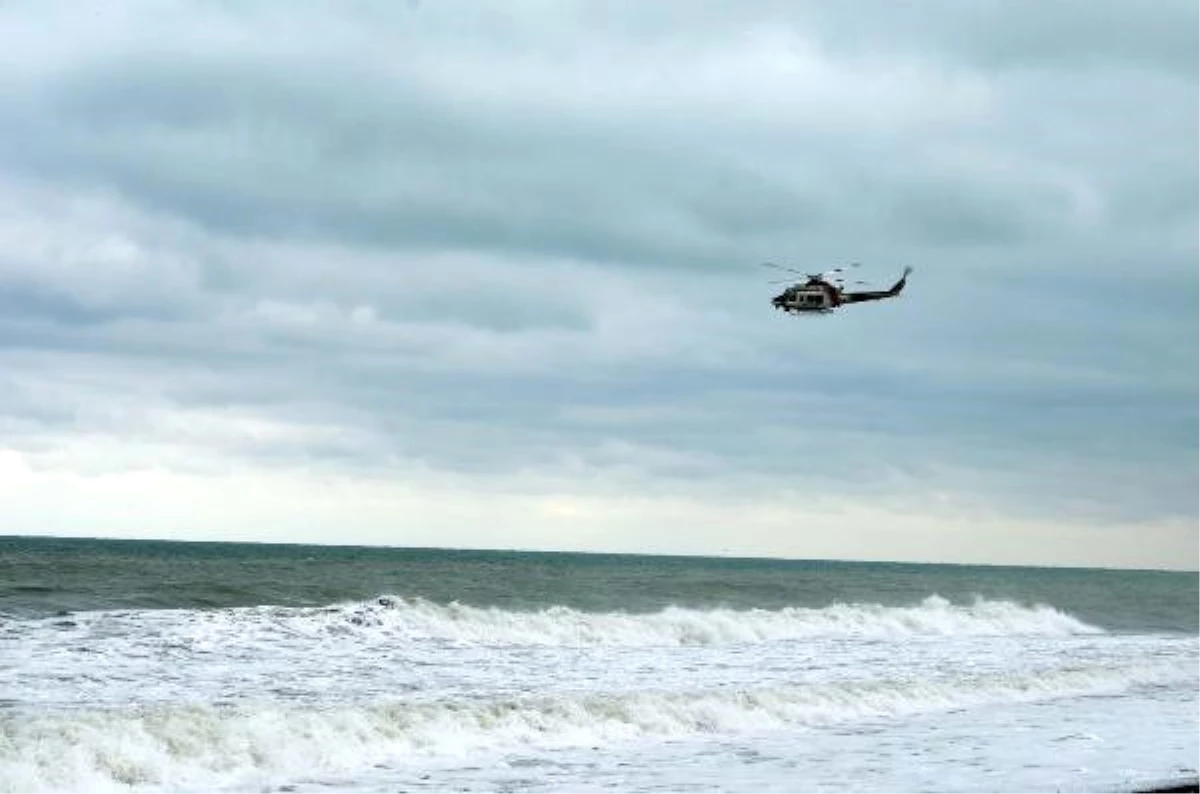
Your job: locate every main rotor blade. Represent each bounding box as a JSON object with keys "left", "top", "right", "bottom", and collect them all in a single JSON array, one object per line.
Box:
[
  {"left": 762, "top": 260, "right": 862, "bottom": 279},
  {"left": 759, "top": 261, "right": 809, "bottom": 276}
]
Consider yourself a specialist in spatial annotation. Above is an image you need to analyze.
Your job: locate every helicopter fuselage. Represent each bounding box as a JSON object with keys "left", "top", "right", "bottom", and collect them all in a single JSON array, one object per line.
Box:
[{"left": 771, "top": 279, "right": 841, "bottom": 314}]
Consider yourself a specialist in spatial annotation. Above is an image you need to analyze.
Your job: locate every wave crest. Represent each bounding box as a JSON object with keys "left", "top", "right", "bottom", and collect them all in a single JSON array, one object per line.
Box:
[{"left": 317, "top": 594, "right": 1103, "bottom": 646}]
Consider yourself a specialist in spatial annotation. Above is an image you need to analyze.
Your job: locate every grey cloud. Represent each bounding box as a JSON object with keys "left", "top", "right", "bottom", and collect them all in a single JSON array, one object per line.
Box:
[
  {"left": 788, "top": 0, "right": 1198, "bottom": 77},
  {"left": 7, "top": 1, "right": 1189, "bottom": 269},
  {"left": 0, "top": 0, "right": 1195, "bottom": 541}
]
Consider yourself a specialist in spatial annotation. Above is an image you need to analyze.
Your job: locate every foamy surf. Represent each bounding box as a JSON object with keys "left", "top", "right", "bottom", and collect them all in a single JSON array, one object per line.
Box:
[
  {"left": 6, "top": 540, "right": 1197, "bottom": 794},
  {"left": 2, "top": 658, "right": 1190, "bottom": 793},
  {"left": 333, "top": 593, "right": 1106, "bottom": 645},
  {"left": 43, "top": 594, "right": 1105, "bottom": 649}
]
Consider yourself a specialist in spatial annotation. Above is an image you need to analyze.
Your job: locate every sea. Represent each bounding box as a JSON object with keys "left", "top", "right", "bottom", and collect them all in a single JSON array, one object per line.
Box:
[{"left": 1, "top": 536, "right": 1196, "bottom": 793}]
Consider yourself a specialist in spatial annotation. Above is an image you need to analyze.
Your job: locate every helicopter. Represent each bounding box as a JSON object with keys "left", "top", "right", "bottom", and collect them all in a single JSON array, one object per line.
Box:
[{"left": 762, "top": 262, "right": 913, "bottom": 315}]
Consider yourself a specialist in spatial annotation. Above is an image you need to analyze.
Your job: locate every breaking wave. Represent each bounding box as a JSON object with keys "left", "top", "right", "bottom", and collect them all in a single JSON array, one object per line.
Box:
[
  {"left": 2, "top": 658, "right": 1188, "bottom": 793},
  {"left": 171, "top": 593, "right": 1107, "bottom": 647},
  {"left": 28, "top": 595, "right": 1107, "bottom": 652}
]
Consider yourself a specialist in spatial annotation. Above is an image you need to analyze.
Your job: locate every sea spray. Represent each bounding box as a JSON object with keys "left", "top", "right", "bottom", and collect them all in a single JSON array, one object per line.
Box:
[
  {"left": 31, "top": 594, "right": 1105, "bottom": 651},
  {"left": 2, "top": 657, "right": 1192, "bottom": 792}
]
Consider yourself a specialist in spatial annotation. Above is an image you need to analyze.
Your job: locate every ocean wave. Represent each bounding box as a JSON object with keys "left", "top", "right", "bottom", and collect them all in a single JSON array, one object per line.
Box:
[
  {"left": 273, "top": 593, "right": 1105, "bottom": 646},
  {"left": 1, "top": 658, "right": 1189, "bottom": 793},
  {"left": 39, "top": 594, "right": 1107, "bottom": 649}
]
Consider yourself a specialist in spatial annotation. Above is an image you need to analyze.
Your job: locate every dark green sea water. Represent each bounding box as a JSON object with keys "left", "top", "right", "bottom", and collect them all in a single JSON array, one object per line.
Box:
[{"left": 2, "top": 535, "right": 1195, "bottom": 634}]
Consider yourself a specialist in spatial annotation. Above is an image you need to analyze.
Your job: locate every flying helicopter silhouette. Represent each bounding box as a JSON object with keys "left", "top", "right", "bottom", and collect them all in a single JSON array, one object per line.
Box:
[{"left": 761, "top": 262, "right": 913, "bottom": 315}]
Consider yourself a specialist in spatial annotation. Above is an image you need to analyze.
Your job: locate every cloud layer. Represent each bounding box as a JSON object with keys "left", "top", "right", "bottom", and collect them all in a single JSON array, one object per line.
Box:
[{"left": 1, "top": 0, "right": 1196, "bottom": 568}]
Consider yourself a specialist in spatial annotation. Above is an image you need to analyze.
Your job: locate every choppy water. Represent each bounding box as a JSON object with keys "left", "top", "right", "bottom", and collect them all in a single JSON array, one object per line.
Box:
[{"left": 1, "top": 536, "right": 1196, "bottom": 792}]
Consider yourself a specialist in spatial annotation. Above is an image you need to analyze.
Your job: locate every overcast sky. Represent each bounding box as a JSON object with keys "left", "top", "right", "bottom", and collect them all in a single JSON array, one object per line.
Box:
[{"left": 0, "top": 0, "right": 1195, "bottom": 569}]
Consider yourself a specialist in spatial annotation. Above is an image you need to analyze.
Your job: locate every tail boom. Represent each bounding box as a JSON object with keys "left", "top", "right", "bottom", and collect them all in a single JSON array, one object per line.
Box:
[{"left": 841, "top": 266, "right": 912, "bottom": 305}]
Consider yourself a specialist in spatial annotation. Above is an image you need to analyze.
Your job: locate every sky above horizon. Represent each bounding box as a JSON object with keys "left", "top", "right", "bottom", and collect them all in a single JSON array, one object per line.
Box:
[{"left": 0, "top": 0, "right": 1196, "bottom": 570}]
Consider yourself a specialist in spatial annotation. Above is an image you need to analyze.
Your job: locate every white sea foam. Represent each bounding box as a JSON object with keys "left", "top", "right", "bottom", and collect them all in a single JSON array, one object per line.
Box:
[
  {"left": 45, "top": 594, "right": 1105, "bottom": 650},
  {"left": 4, "top": 594, "right": 1194, "bottom": 793},
  {"left": 2, "top": 657, "right": 1192, "bottom": 793},
  {"left": 332, "top": 593, "right": 1105, "bottom": 645}
]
